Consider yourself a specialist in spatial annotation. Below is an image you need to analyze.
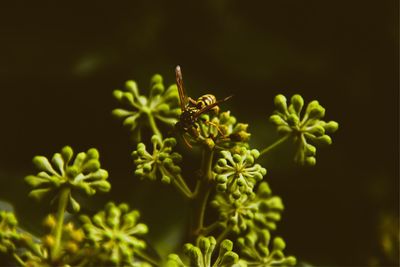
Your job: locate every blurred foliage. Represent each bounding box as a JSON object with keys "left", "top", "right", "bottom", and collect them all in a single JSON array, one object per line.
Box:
[{"left": 0, "top": 1, "right": 398, "bottom": 266}]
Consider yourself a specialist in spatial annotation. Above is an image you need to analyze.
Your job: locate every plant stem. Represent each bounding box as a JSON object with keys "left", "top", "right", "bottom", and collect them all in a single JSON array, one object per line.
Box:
[
  {"left": 200, "top": 221, "right": 220, "bottom": 236},
  {"left": 190, "top": 148, "right": 214, "bottom": 239},
  {"left": 172, "top": 179, "right": 193, "bottom": 199},
  {"left": 13, "top": 253, "right": 25, "bottom": 266},
  {"left": 259, "top": 135, "right": 290, "bottom": 157},
  {"left": 161, "top": 166, "right": 194, "bottom": 199},
  {"left": 147, "top": 112, "right": 162, "bottom": 139},
  {"left": 51, "top": 187, "right": 70, "bottom": 260},
  {"left": 134, "top": 249, "right": 160, "bottom": 266},
  {"left": 175, "top": 174, "right": 193, "bottom": 197},
  {"left": 197, "top": 187, "right": 211, "bottom": 232},
  {"left": 216, "top": 227, "right": 231, "bottom": 244}
]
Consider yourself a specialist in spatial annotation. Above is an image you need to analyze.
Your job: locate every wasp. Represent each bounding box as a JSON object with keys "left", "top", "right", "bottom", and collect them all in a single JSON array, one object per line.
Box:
[{"left": 174, "top": 65, "right": 232, "bottom": 147}]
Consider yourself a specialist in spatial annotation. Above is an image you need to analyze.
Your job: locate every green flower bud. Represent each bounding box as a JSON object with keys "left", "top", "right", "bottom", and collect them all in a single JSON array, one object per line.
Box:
[
  {"left": 173, "top": 236, "right": 238, "bottom": 267},
  {"left": 269, "top": 115, "right": 287, "bottom": 126},
  {"left": 325, "top": 120, "right": 339, "bottom": 133},
  {"left": 122, "top": 92, "right": 135, "bottom": 106},
  {"left": 269, "top": 94, "right": 338, "bottom": 167},
  {"left": 287, "top": 114, "right": 300, "bottom": 127},
  {"left": 306, "top": 156, "right": 316, "bottom": 166},
  {"left": 28, "top": 188, "right": 53, "bottom": 200},
  {"left": 113, "top": 74, "right": 180, "bottom": 141},
  {"left": 238, "top": 230, "right": 296, "bottom": 266},
  {"left": 306, "top": 101, "right": 325, "bottom": 119},
  {"left": 151, "top": 74, "right": 163, "bottom": 85},
  {"left": 290, "top": 94, "right": 304, "bottom": 114},
  {"left": 33, "top": 156, "right": 55, "bottom": 174},
  {"left": 69, "top": 195, "right": 81, "bottom": 212},
  {"left": 212, "top": 181, "right": 283, "bottom": 234},
  {"left": 214, "top": 148, "right": 266, "bottom": 199},
  {"left": 112, "top": 89, "right": 123, "bottom": 100},
  {"left": 277, "top": 125, "right": 292, "bottom": 135},
  {"left": 133, "top": 136, "right": 182, "bottom": 184},
  {"left": 82, "top": 159, "right": 100, "bottom": 173},
  {"left": 274, "top": 94, "right": 288, "bottom": 114},
  {"left": 81, "top": 202, "right": 149, "bottom": 266},
  {"left": 161, "top": 175, "right": 172, "bottom": 184},
  {"left": 112, "top": 108, "right": 133, "bottom": 118},
  {"left": 203, "top": 138, "right": 215, "bottom": 150},
  {"left": 315, "top": 135, "right": 332, "bottom": 145},
  {"left": 43, "top": 215, "right": 57, "bottom": 229},
  {"left": 0, "top": 211, "right": 19, "bottom": 254},
  {"left": 157, "top": 103, "right": 170, "bottom": 112},
  {"left": 273, "top": 237, "right": 286, "bottom": 250},
  {"left": 26, "top": 146, "right": 110, "bottom": 211}
]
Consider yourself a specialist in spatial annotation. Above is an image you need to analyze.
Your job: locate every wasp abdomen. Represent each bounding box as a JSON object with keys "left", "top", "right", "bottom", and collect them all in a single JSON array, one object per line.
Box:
[{"left": 196, "top": 94, "right": 218, "bottom": 113}]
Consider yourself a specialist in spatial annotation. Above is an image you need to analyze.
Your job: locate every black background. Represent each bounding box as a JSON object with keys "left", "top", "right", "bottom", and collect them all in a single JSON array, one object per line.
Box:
[{"left": 0, "top": 1, "right": 398, "bottom": 266}]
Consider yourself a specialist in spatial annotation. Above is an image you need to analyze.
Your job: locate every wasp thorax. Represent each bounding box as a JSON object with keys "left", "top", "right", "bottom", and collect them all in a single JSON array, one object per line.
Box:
[{"left": 179, "top": 107, "right": 198, "bottom": 130}]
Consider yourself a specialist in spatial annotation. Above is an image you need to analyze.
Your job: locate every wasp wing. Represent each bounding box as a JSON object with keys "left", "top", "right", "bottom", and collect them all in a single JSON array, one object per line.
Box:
[
  {"left": 194, "top": 95, "right": 233, "bottom": 118},
  {"left": 175, "top": 65, "right": 188, "bottom": 111}
]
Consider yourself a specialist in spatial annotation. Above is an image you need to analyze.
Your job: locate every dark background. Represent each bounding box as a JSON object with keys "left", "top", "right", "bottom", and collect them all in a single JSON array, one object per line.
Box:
[{"left": 0, "top": 1, "right": 398, "bottom": 266}]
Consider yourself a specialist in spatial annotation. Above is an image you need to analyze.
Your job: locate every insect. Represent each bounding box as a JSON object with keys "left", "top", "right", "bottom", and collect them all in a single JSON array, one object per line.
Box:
[{"left": 174, "top": 65, "right": 232, "bottom": 147}]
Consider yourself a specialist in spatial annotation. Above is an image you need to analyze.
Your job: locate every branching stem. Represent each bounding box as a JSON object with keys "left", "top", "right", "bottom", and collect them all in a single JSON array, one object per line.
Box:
[
  {"left": 172, "top": 178, "right": 194, "bottom": 199},
  {"left": 161, "top": 166, "right": 194, "bottom": 199},
  {"left": 200, "top": 221, "right": 220, "bottom": 236},
  {"left": 12, "top": 253, "right": 25, "bottom": 266},
  {"left": 51, "top": 187, "right": 70, "bottom": 260},
  {"left": 147, "top": 112, "right": 162, "bottom": 139},
  {"left": 190, "top": 148, "right": 214, "bottom": 239},
  {"left": 134, "top": 249, "right": 160, "bottom": 266},
  {"left": 175, "top": 174, "right": 193, "bottom": 197},
  {"left": 259, "top": 135, "right": 290, "bottom": 157},
  {"left": 216, "top": 226, "right": 231, "bottom": 244}
]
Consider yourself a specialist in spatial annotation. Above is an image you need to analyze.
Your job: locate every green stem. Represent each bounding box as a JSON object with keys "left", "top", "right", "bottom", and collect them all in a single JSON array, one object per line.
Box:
[
  {"left": 216, "top": 227, "right": 231, "bottom": 244},
  {"left": 77, "top": 258, "right": 89, "bottom": 267},
  {"left": 190, "top": 149, "right": 214, "bottom": 239},
  {"left": 197, "top": 188, "right": 211, "bottom": 232},
  {"left": 175, "top": 174, "right": 194, "bottom": 198},
  {"left": 51, "top": 187, "right": 70, "bottom": 260},
  {"left": 259, "top": 135, "right": 290, "bottom": 157},
  {"left": 134, "top": 249, "right": 160, "bottom": 266},
  {"left": 172, "top": 178, "right": 193, "bottom": 199},
  {"left": 200, "top": 221, "right": 220, "bottom": 236},
  {"left": 161, "top": 166, "right": 194, "bottom": 199},
  {"left": 147, "top": 112, "right": 162, "bottom": 139},
  {"left": 13, "top": 253, "right": 25, "bottom": 266}
]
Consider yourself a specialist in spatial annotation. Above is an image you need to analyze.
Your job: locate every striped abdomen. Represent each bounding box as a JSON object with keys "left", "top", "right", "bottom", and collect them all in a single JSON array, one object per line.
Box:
[{"left": 196, "top": 94, "right": 217, "bottom": 110}]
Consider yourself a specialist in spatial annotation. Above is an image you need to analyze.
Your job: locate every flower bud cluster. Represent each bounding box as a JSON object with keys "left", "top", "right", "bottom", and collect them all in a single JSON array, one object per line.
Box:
[
  {"left": 80, "top": 202, "right": 149, "bottom": 266},
  {"left": 166, "top": 236, "right": 239, "bottom": 267},
  {"left": 214, "top": 147, "right": 266, "bottom": 199},
  {"left": 6, "top": 215, "right": 86, "bottom": 267},
  {"left": 25, "top": 146, "right": 110, "bottom": 212},
  {"left": 112, "top": 74, "right": 180, "bottom": 141},
  {"left": 0, "top": 211, "right": 19, "bottom": 254},
  {"left": 41, "top": 215, "right": 85, "bottom": 255},
  {"left": 270, "top": 94, "right": 339, "bottom": 166},
  {"left": 186, "top": 111, "right": 251, "bottom": 151},
  {"left": 237, "top": 230, "right": 296, "bottom": 266},
  {"left": 132, "top": 135, "right": 182, "bottom": 184},
  {"left": 211, "top": 182, "right": 284, "bottom": 234}
]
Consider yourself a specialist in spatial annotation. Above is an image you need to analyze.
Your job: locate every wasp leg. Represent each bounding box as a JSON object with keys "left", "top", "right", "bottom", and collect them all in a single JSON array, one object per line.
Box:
[
  {"left": 211, "top": 105, "right": 220, "bottom": 115},
  {"left": 181, "top": 134, "right": 193, "bottom": 149},
  {"left": 188, "top": 97, "right": 197, "bottom": 106},
  {"left": 205, "top": 120, "right": 225, "bottom": 137}
]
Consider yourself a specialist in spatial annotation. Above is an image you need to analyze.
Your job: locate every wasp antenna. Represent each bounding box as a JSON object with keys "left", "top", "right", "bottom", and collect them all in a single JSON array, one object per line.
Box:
[{"left": 223, "top": 95, "right": 234, "bottom": 102}]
